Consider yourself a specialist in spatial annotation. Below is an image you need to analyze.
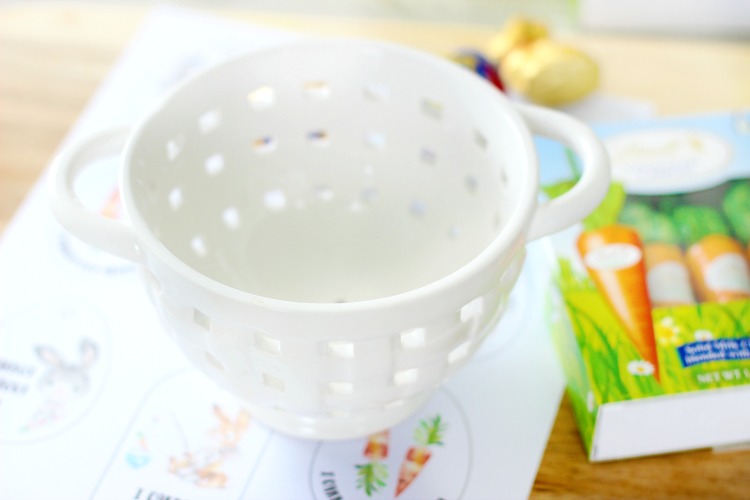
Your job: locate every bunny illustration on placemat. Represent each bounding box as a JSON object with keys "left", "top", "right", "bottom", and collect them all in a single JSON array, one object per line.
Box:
[
  {"left": 168, "top": 404, "right": 251, "bottom": 488},
  {"left": 22, "top": 338, "right": 98, "bottom": 432}
]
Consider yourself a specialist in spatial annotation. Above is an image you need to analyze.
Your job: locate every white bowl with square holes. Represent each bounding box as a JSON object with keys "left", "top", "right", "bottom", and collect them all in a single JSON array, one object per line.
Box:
[{"left": 48, "top": 39, "right": 609, "bottom": 440}]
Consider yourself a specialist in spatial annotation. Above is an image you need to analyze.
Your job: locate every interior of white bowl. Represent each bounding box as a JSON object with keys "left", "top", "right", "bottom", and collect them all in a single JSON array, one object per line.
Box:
[{"left": 126, "top": 40, "right": 532, "bottom": 303}]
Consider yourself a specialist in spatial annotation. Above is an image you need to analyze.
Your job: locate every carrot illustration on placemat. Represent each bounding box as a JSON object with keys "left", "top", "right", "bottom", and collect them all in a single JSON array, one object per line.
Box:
[
  {"left": 100, "top": 188, "right": 123, "bottom": 220},
  {"left": 355, "top": 430, "right": 389, "bottom": 496},
  {"left": 395, "top": 415, "right": 445, "bottom": 497}
]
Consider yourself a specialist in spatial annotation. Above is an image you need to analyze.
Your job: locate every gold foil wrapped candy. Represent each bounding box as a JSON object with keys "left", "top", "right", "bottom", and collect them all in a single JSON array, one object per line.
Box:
[
  {"left": 502, "top": 38, "right": 599, "bottom": 106},
  {"left": 488, "top": 17, "right": 599, "bottom": 106},
  {"left": 486, "top": 17, "right": 549, "bottom": 61}
]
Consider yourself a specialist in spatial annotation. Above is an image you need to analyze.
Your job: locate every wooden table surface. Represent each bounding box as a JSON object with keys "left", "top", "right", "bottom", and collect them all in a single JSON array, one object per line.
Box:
[{"left": 2, "top": 4, "right": 749, "bottom": 498}]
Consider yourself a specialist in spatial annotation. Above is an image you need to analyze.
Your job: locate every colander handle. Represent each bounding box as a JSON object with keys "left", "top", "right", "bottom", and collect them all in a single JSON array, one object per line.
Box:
[
  {"left": 48, "top": 127, "right": 142, "bottom": 263},
  {"left": 517, "top": 104, "right": 611, "bottom": 241}
]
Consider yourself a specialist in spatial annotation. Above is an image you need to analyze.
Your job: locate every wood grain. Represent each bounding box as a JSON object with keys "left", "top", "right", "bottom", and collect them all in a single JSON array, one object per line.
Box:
[{"left": 1, "top": 4, "right": 749, "bottom": 498}]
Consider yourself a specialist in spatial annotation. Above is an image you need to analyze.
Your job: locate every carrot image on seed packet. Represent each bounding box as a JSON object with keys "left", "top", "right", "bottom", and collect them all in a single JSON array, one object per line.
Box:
[
  {"left": 355, "top": 430, "right": 390, "bottom": 496},
  {"left": 619, "top": 202, "right": 696, "bottom": 307},
  {"left": 577, "top": 224, "right": 660, "bottom": 381},
  {"left": 673, "top": 205, "right": 750, "bottom": 303},
  {"left": 395, "top": 415, "right": 445, "bottom": 497}
]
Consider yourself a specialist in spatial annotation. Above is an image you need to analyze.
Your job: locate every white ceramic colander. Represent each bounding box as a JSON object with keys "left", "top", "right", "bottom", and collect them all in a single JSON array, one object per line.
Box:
[{"left": 49, "top": 39, "right": 608, "bottom": 439}]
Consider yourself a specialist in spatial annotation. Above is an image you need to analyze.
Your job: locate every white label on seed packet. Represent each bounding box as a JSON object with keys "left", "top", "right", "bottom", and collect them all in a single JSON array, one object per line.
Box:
[
  {"left": 606, "top": 129, "right": 732, "bottom": 194},
  {"left": 647, "top": 261, "right": 696, "bottom": 305},
  {"left": 705, "top": 254, "right": 750, "bottom": 293},
  {"left": 584, "top": 243, "right": 642, "bottom": 271}
]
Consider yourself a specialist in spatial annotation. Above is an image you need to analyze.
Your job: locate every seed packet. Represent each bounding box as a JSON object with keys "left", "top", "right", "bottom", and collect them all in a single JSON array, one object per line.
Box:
[{"left": 542, "top": 111, "right": 750, "bottom": 461}]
